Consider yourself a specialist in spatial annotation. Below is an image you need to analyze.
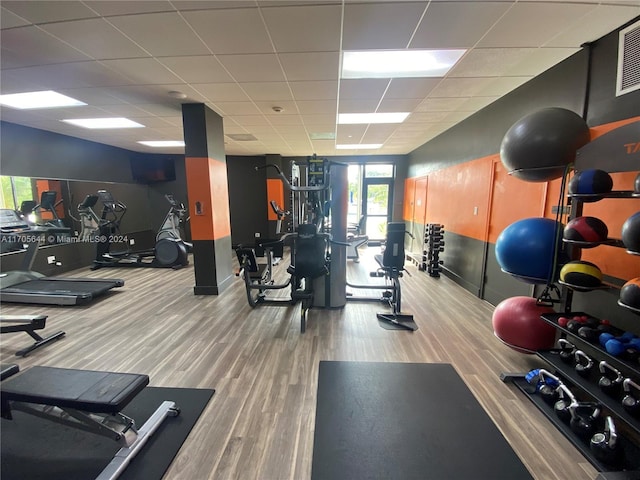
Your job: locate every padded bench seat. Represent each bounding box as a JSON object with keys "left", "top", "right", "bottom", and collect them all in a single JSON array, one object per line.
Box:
[
  {"left": 1, "top": 366, "right": 149, "bottom": 413},
  {"left": 1, "top": 363, "right": 19, "bottom": 381}
]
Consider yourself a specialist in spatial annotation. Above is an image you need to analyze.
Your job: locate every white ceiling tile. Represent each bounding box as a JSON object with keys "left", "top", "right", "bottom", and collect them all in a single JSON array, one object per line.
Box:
[
  {"left": 157, "top": 56, "right": 234, "bottom": 83},
  {"left": 411, "top": 1, "right": 511, "bottom": 48},
  {"left": 457, "top": 96, "right": 500, "bottom": 111},
  {"left": 342, "top": 2, "right": 426, "bottom": 50},
  {"left": 101, "top": 58, "right": 185, "bottom": 85},
  {"left": 267, "top": 114, "right": 304, "bottom": 126},
  {"left": 295, "top": 100, "right": 337, "bottom": 115},
  {"left": 478, "top": 2, "right": 598, "bottom": 48},
  {"left": 240, "top": 82, "right": 293, "bottom": 101},
  {"left": 362, "top": 123, "right": 398, "bottom": 140},
  {"left": 193, "top": 83, "right": 251, "bottom": 102},
  {"left": 232, "top": 115, "right": 271, "bottom": 126},
  {"left": 182, "top": 8, "right": 273, "bottom": 55},
  {"left": 406, "top": 111, "right": 451, "bottom": 123},
  {"left": 1, "top": 1, "right": 98, "bottom": 23},
  {"left": 217, "top": 54, "right": 285, "bottom": 82},
  {"left": 41, "top": 18, "right": 150, "bottom": 60},
  {"left": 254, "top": 101, "right": 300, "bottom": 115},
  {"left": 5, "top": 61, "right": 132, "bottom": 89},
  {"left": 339, "top": 79, "right": 388, "bottom": 100},
  {"left": 338, "top": 99, "right": 381, "bottom": 113},
  {"left": 449, "top": 48, "right": 538, "bottom": 77},
  {"left": 415, "top": 97, "right": 470, "bottom": 112},
  {"left": 545, "top": 5, "right": 640, "bottom": 47},
  {"left": 1, "top": 26, "right": 92, "bottom": 68},
  {"left": 92, "top": 104, "right": 159, "bottom": 117},
  {"left": 301, "top": 114, "right": 335, "bottom": 125},
  {"left": 86, "top": 1, "right": 175, "bottom": 16},
  {"left": 428, "top": 77, "right": 493, "bottom": 97},
  {"left": 289, "top": 81, "right": 338, "bottom": 100},
  {"left": 262, "top": 5, "right": 342, "bottom": 52},
  {"left": 177, "top": 1, "right": 258, "bottom": 10},
  {"left": 377, "top": 98, "right": 421, "bottom": 112},
  {"left": 384, "top": 78, "right": 441, "bottom": 99},
  {"left": 1, "top": 7, "right": 31, "bottom": 29},
  {"left": 503, "top": 48, "right": 579, "bottom": 76},
  {"left": 336, "top": 125, "right": 367, "bottom": 142},
  {"left": 279, "top": 52, "right": 340, "bottom": 81},
  {"left": 23, "top": 105, "right": 108, "bottom": 120},
  {"left": 476, "top": 76, "right": 530, "bottom": 96},
  {"left": 107, "top": 12, "right": 209, "bottom": 56},
  {"left": 213, "top": 102, "right": 262, "bottom": 115},
  {"left": 442, "top": 110, "right": 475, "bottom": 123}
]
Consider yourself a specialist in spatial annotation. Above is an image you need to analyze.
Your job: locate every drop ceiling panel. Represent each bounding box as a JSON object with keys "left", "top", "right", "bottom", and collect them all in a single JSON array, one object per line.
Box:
[
  {"left": 217, "top": 54, "right": 285, "bottom": 82},
  {"left": 458, "top": 96, "right": 500, "bottom": 111},
  {"left": 157, "top": 56, "right": 234, "bottom": 83},
  {"left": 1, "top": 7, "right": 31, "bottom": 29},
  {"left": 194, "top": 83, "right": 251, "bottom": 102},
  {"left": 406, "top": 111, "right": 451, "bottom": 123},
  {"left": 301, "top": 114, "right": 336, "bottom": 125},
  {"left": 476, "top": 76, "right": 530, "bottom": 96},
  {"left": 182, "top": 8, "right": 273, "bottom": 55},
  {"left": 384, "top": 78, "right": 441, "bottom": 99},
  {"left": 262, "top": 5, "right": 342, "bottom": 52},
  {"left": 503, "top": 48, "right": 579, "bottom": 76},
  {"left": 410, "top": 1, "right": 511, "bottom": 48},
  {"left": 377, "top": 98, "right": 421, "bottom": 112},
  {"left": 40, "top": 18, "right": 151, "bottom": 60},
  {"left": 240, "top": 82, "right": 293, "bottom": 101},
  {"left": 254, "top": 101, "right": 299, "bottom": 115},
  {"left": 336, "top": 124, "right": 367, "bottom": 142},
  {"left": 232, "top": 115, "right": 272, "bottom": 126},
  {"left": 6, "top": 62, "right": 132, "bottom": 89},
  {"left": 279, "top": 52, "right": 340, "bottom": 81},
  {"left": 478, "top": 2, "right": 598, "bottom": 48},
  {"left": 85, "top": 1, "right": 174, "bottom": 16},
  {"left": 213, "top": 102, "right": 262, "bottom": 116},
  {"left": 1, "top": 26, "right": 92, "bottom": 68},
  {"left": 107, "top": 12, "right": 210, "bottom": 56},
  {"left": 342, "top": 2, "right": 426, "bottom": 50},
  {"left": 1, "top": 1, "right": 98, "bottom": 24},
  {"left": 449, "top": 48, "right": 538, "bottom": 77},
  {"left": 415, "top": 97, "right": 470, "bottom": 112},
  {"left": 289, "top": 81, "right": 338, "bottom": 101},
  {"left": 100, "top": 58, "right": 186, "bottom": 85},
  {"left": 339, "top": 79, "right": 388, "bottom": 100},
  {"left": 295, "top": 100, "right": 337, "bottom": 115},
  {"left": 267, "top": 114, "right": 304, "bottom": 126},
  {"left": 428, "top": 77, "right": 494, "bottom": 98},
  {"left": 338, "top": 99, "right": 381, "bottom": 113}
]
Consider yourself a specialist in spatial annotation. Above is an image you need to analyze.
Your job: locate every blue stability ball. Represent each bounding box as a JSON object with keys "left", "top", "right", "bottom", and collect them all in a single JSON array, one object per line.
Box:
[
  {"left": 496, "top": 217, "right": 566, "bottom": 283},
  {"left": 500, "top": 108, "right": 590, "bottom": 182}
]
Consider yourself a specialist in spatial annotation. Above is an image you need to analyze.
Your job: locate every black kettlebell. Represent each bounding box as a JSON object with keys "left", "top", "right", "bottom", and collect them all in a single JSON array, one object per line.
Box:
[
  {"left": 598, "top": 361, "right": 624, "bottom": 396},
  {"left": 558, "top": 339, "right": 575, "bottom": 364},
  {"left": 569, "top": 402, "right": 601, "bottom": 440},
  {"left": 622, "top": 378, "right": 640, "bottom": 416},
  {"left": 566, "top": 320, "right": 582, "bottom": 334},
  {"left": 538, "top": 370, "right": 562, "bottom": 405},
  {"left": 590, "top": 416, "right": 622, "bottom": 466},
  {"left": 574, "top": 350, "right": 594, "bottom": 378},
  {"left": 578, "top": 326, "right": 600, "bottom": 343},
  {"left": 554, "top": 385, "right": 576, "bottom": 423}
]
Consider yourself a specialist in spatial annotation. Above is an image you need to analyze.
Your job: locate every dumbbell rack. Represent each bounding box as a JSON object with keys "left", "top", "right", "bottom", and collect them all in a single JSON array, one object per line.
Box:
[
  {"left": 423, "top": 224, "right": 444, "bottom": 277},
  {"left": 505, "top": 310, "right": 640, "bottom": 475}
]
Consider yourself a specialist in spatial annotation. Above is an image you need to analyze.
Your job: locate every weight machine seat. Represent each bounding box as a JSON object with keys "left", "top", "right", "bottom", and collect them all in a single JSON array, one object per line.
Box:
[
  {"left": 1, "top": 366, "right": 148, "bottom": 414},
  {"left": 1, "top": 364, "right": 19, "bottom": 381},
  {"left": 374, "top": 222, "right": 407, "bottom": 273},
  {"left": 288, "top": 224, "right": 329, "bottom": 279}
]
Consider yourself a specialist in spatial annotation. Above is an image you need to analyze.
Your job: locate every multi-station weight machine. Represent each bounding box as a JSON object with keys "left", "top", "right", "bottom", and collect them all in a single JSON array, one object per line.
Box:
[{"left": 236, "top": 155, "right": 415, "bottom": 333}]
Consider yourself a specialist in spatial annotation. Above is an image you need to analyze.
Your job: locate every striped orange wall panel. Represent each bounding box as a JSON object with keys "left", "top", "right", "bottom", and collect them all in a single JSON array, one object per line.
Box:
[
  {"left": 487, "top": 157, "right": 547, "bottom": 244},
  {"left": 589, "top": 116, "right": 640, "bottom": 140},
  {"left": 403, "top": 177, "right": 416, "bottom": 222},
  {"left": 186, "top": 157, "right": 231, "bottom": 241},
  {"left": 413, "top": 176, "right": 427, "bottom": 224},
  {"left": 266, "top": 178, "right": 284, "bottom": 221},
  {"left": 425, "top": 155, "right": 493, "bottom": 241}
]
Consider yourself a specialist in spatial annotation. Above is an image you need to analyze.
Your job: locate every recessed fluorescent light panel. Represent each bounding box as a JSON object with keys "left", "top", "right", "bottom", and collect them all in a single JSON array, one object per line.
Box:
[
  {"left": 336, "top": 144, "right": 382, "bottom": 150},
  {"left": 338, "top": 112, "right": 409, "bottom": 124},
  {"left": 342, "top": 49, "right": 466, "bottom": 79},
  {"left": 62, "top": 118, "right": 144, "bottom": 129},
  {"left": 138, "top": 141, "right": 185, "bottom": 147},
  {"left": 0, "top": 90, "right": 87, "bottom": 109}
]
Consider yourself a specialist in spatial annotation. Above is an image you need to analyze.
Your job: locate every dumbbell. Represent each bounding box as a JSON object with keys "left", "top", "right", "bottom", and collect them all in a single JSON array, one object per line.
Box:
[
  {"left": 622, "top": 378, "right": 640, "bottom": 416},
  {"left": 598, "top": 361, "right": 624, "bottom": 396},
  {"left": 569, "top": 402, "right": 601, "bottom": 440},
  {"left": 590, "top": 416, "right": 623, "bottom": 466},
  {"left": 574, "top": 350, "right": 594, "bottom": 378},
  {"left": 554, "top": 384, "right": 577, "bottom": 423},
  {"left": 557, "top": 339, "right": 575, "bottom": 364}
]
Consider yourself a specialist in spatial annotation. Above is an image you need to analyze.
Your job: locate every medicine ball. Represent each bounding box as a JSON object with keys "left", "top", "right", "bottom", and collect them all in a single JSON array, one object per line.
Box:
[
  {"left": 492, "top": 296, "right": 557, "bottom": 353},
  {"left": 560, "top": 260, "right": 602, "bottom": 289},
  {"left": 568, "top": 169, "right": 613, "bottom": 202},
  {"left": 622, "top": 212, "right": 640, "bottom": 254},
  {"left": 620, "top": 277, "right": 640, "bottom": 311},
  {"left": 563, "top": 216, "right": 608, "bottom": 245},
  {"left": 500, "top": 108, "right": 590, "bottom": 182},
  {"left": 496, "top": 217, "right": 566, "bottom": 283}
]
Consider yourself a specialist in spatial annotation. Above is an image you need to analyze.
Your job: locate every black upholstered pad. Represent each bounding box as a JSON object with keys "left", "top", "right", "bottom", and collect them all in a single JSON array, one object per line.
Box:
[
  {"left": 1, "top": 364, "right": 19, "bottom": 381},
  {"left": 1, "top": 366, "right": 149, "bottom": 413}
]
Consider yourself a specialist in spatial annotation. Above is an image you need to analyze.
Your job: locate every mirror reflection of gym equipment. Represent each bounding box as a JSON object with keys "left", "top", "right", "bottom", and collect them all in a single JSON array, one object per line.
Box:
[
  {"left": 90, "top": 190, "right": 189, "bottom": 271},
  {"left": 235, "top": 156, "right": 416, "bottom": 333}
]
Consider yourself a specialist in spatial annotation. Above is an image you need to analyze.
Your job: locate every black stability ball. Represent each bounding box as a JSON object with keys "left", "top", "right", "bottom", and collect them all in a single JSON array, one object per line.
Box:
[{"left": 500, "top": 108, "right": 590, "bottom": 182}]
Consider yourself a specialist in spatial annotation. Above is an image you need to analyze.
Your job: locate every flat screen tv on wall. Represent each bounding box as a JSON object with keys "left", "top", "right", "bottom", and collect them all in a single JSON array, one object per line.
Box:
[{"left": 131, "top": 157, "right": 176, "bottom": 183}]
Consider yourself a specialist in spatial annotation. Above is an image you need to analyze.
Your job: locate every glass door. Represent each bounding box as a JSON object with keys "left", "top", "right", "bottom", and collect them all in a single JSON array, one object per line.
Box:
[{"left": 363, "top": 178, "right": 392, "bottom": 242}]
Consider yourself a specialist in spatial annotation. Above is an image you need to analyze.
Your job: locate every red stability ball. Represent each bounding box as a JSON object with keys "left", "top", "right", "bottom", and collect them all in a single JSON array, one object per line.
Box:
[{"left": 492, "top": 296, "right": 557, "bottom": 354}]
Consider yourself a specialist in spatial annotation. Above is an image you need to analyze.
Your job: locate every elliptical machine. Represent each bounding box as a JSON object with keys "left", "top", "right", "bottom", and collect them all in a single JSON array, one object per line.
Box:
[
  {"left": 155, "top": 194, "right": 192, "bottom": 252},
  {"left": 91, "top": 190, "right": 188, "bottom": 270}
]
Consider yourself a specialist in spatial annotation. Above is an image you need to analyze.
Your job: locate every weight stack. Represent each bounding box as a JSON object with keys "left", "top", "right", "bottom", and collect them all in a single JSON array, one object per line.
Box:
[{"left": 426, "top": 224, "right": 445, "bottom": 277}]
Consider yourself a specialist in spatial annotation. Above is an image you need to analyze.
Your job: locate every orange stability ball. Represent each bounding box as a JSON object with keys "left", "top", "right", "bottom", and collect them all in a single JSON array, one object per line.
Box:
[{"left": 492, "top": 296, "right": 557, "bottom": 354}]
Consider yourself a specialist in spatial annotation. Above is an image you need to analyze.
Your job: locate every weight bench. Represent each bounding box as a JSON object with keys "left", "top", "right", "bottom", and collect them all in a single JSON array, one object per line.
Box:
[
  {"left": 0, "top": 314, "right": 65, "bottom": 356},
  {"left": 373, "top": 222, "right": 416, "bottom": 331},
  {"left": 1, "top": 365, "right": 179, "bottom": 480}
]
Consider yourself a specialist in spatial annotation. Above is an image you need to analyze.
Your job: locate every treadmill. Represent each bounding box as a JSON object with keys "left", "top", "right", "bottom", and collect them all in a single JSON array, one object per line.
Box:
[{"left": 0, "top": 209, "right": 124, "bottom": 306}]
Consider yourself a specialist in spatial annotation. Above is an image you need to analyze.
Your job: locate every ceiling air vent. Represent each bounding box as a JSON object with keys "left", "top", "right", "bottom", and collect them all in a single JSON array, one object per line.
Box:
[
  {"left": 617, "top": 19, "right": 640, "bottom": 96},
  {"left": 226, "top": 133, "right": 257, "bottom": 141}
]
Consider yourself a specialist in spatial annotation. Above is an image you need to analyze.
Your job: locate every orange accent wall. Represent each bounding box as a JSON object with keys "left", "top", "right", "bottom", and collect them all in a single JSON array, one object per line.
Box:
[
  {"left": 589, "top": 116, "right": 640, "bottom": 140},
  {"left": 185, "top": 156, "right": 231, "bottom": 241},
  {"left": 403, "top": 177, "right": 416, "bottom": 222},
  {"left": 425, "top": 155, "right": 493, "bottom": 241},
  {"left": 413, "top": 176, "right": 427, "bottom": 224},
  {"left": 266, "top": 179, "right": 284, "bottom": 221}
]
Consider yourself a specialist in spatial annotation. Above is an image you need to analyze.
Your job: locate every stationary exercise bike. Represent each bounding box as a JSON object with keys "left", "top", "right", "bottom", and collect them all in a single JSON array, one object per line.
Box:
[{"left": 91, "top": 190, "right": 188, "bottom": 270}]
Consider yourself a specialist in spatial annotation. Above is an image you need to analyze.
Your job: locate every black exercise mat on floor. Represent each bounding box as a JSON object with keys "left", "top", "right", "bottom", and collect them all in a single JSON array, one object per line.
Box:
[
  {"left": 312, "top": 362, "right": 533, "bottom": 480},
  {"left": 1, "top": 386, "right": 214, "bottom": 480}
]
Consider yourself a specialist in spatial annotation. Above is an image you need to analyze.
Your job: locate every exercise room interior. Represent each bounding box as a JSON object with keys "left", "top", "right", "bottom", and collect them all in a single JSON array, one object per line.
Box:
[{"left": 1, "top": 2, "right": 640, "bottom": 480}]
